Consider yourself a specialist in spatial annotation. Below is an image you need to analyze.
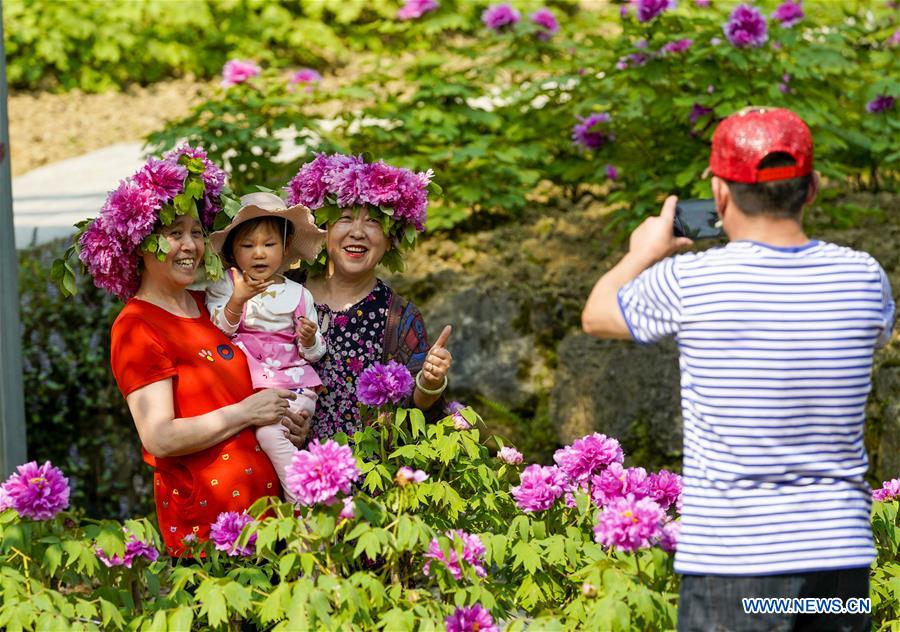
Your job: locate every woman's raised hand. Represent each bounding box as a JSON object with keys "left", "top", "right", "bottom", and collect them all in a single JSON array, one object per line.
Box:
[
  {"left": 420, "top": 325, "right": 453, "bottom": 390},
  {"left": 240, "top": 388, "right": 297, "bottom": 427}
]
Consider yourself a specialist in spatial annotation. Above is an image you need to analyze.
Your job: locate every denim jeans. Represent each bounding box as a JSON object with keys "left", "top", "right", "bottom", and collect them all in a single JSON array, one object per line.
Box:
[{"left": 677, "top": 568, "right": 870, "bottom": 632}]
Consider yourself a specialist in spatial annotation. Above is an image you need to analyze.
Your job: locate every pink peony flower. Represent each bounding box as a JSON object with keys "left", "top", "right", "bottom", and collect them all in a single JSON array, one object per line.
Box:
[
  {"left": 497, "top": 446, "right": 524, "bottom": 465},
  {"left": 511, "top": 464, "right": 567, "bottom": 512},
  {"left": 872, "top": 479, "right": 900, "bottom": 502},
  {"left": 361, "top": 161, "right": 406, "bottom": 207},
  {"left": 101, "top": 179, "right": 162, "bottom": 249},
  {"left": 286, "top": 153, "right": 333, "bottom": 209},
  {"left": 888, "top": 29, "right": 900, "bottom": 47},
  {"left": 340, "top": 497, "right": 356, "bottom": 521},
  {"left": 221, "top": 59, "right": 261, "bottom": 87},
  {"left": 1, "top": 460, "right": 70, "bottom": 520},
  {"left": 396, "top": 466, "right": 429, "bottom": 486},
  {"left": 593, "top": 494, "right": 665, "bottom": 551},
  {"left": 772, "top": 0, "right": 803, "bottom": 27},
  {"left": 290, "top": 68, "right": 322, "bottom": 86},
  {"left": 445, "top": 604, "right": 498, "bottom": 632},
  {"left": 591, "top": 463, "right": 652, "bottom": 507},
  {"left": 695, "top": 0, "right": 710, "bottom": 6},
  {"left": 162, "top": 144, "right": 226, "bottom": 228},
  {"left": 210, "top": 512, "right": 256, "bottom": 557},
  {"left": 397, "top": 0, "right": 439, "bottom": 20},
  {"left": 424, "top": 530, "right": 486, "bottom": 580},
  {"left": 724, "top": 4, "right": 768, "bottom": 48},
  {"left": 134, "top": 157, "right": 188, "bottom": 203},
  {"left": 96, "top": 531, "right": 160, "bottom": 568},
  {"left": 648, "top": 470, "right": 682, "bottom": 510},
  {"left": 658, "top": 519, "right": 680, "bottom": 552},
  {"left": 286, "top": 440, "right": 359, "bottom": 506},
  {"left": 637, "top": 0, "right": 675, "bottom": 23},
  {"left": 530, "top": 8, "right": 559, "bottom": 40},
  {"left": 453, "top": 415, "right": 471, "bottom": 430},
  {"left": 0, "top": 486, "right": 11, "bottom": 511},
  {"left": 357, "top": 360, "right": 415, "bottom": 407},
  {"left": 663, "top": 38, "right": 693, "bottom": 54},
  {"left": 572, "top": 113, "right": 612, "bottom": 151},
  {"left": 553, "top": 433, "right": 624, "bottom": 485},
  {"left": 78, "top": 221, "right": 141, "bottom": 300},
  {"left": 482, "top": 4, "right": 520, "bottom": 31}
]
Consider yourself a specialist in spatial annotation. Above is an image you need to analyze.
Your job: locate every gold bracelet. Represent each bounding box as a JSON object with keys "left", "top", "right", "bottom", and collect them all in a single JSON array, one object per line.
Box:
[{"left": 415, "top": 371, "right": 447, "bottom": 396}]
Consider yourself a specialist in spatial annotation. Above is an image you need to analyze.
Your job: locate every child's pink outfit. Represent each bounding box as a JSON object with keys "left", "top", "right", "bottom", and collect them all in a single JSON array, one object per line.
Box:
[{"left": 206, "top": 274, "right": 324, "bottom": 503}]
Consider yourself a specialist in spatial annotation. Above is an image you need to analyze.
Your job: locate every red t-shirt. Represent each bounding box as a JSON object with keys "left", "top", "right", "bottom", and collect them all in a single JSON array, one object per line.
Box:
[{"left": 110, "top": 291, "right": 281, "bottom": 556}]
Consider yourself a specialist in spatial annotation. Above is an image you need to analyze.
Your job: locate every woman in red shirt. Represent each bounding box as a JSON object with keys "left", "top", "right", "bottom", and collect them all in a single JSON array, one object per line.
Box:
[{"left": 64, "top": 148, "right": 311, "bottom": 556}]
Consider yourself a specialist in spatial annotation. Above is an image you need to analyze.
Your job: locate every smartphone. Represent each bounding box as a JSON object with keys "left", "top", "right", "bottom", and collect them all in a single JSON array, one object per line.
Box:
[{"left": 673, "top": 199, "right": 722, "bottom": 240}]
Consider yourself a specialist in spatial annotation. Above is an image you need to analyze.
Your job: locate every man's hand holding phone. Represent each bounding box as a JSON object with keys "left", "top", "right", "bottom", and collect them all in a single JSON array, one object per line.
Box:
[{"left": 629, "top": 196, "right": 695, "bottom": 267}]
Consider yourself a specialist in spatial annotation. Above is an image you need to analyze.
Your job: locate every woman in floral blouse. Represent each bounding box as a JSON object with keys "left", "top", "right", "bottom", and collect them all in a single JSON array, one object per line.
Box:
[{"left": 285, "top": 154, "right": 453, "bottom": 440}]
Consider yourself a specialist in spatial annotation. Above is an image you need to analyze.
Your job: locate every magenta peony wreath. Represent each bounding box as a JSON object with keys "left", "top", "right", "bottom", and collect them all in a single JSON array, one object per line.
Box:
[
  {"left": 53, "top": 145, "right": 232, "bottom": 300},
  {"left": 285, "top": 153, "right": 438, "bottom": 275}
]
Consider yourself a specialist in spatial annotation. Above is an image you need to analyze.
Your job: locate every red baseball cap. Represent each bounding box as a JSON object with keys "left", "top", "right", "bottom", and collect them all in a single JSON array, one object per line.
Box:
[{"left": 709, "top": 107, "right": 813, "bottom": 183}]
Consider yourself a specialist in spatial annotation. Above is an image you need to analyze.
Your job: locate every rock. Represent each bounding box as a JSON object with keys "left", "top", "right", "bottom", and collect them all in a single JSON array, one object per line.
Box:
[{"left": 550, "top": 333, "right": 683, "bottom": 463}]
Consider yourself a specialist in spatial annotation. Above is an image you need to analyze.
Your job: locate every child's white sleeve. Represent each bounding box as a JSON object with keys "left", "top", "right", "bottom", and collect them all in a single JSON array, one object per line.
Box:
[
  {"left": 298, "top": 287, "right": 326, "bottom": 362},
  {"left": 206, "top": 275, "right": 241, "bottom": 337}
]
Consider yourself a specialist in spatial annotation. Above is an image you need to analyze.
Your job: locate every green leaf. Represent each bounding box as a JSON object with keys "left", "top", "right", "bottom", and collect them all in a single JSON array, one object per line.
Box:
[
  {"left": 259, "top": 581, "right": 291, "bottom": 624},
  {"left": 99, "top": 598, "right": 125, "bottom": 629},
  {"left": 168, "top": 606, "right": 194, "bottom": 631},
  {"left": 512, "top": 539, "right": 542, "bottom": 574},
  {"left": 197, "top": 579, "right": 228, "bottom": 628},
  {"left": 280, "top": 553, "right": 297, "bottom": 579},
  {"left": 43, "top": 544, "right": 62, "bottom": 577},
  {"left": 223, "top": 582, "right": 253, "bottom": 616},
  {"left": 184, "top": 177, "right": 205, "bottom": 200}
]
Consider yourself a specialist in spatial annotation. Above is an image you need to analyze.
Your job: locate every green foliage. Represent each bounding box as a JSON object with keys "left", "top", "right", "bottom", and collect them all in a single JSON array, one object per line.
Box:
[
  {"left": 146, "top": 0, "right": 898, "bottom": 234},
  {"left": 3, "top": 402, "right": 899, "bottom": 629}
]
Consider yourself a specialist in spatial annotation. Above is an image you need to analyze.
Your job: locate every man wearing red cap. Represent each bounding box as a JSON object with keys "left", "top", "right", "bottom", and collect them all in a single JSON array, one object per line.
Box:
[{"left": 583, "top": 107, "right": 894, "bottom": 630}]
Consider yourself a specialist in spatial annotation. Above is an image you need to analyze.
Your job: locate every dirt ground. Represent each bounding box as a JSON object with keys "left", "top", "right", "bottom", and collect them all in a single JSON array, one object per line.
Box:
[{"left": 8, "top": 78, "right": 211, "bottom": 176}]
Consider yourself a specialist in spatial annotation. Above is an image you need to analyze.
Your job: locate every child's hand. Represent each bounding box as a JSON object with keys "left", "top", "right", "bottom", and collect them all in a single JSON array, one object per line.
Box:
[
  {"left": 230, "top": 267, "right": 273, "bottom": 305},
  {"left": 297, "top": 317, "right": 318, "bottom": 348}
]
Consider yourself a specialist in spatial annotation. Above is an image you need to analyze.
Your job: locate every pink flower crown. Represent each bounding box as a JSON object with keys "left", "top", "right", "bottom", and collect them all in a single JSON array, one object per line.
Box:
[
  {"left": 55, "top": 146, "right": 228, "bottom": 300},
  {"left": 285, "top": 153, "right": 437, "bottom": 273}
]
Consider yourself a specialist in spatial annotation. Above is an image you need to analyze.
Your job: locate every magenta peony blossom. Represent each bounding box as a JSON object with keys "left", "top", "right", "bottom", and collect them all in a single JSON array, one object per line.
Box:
[
  {"left": 286, "top": 439, "right": 360, "bottom": 506},
  {"left": 873, "top": 479, "right": 900, "bottom": 502},
  {"left": 663, "top": 38, "right": 693, "bottom": 54},
  {"left": 511, "top": 464, "right": 567, "bottom": 512},
  {"left": 658, "top": 519, "right": 680, "bottom": 552},
  {"left": 867, "top": 95, "right": 896, "bottom": 114},
  {"left": 648, "top": 470, "right": 682, "bottom": 510},
  {"left": 162, "top": 144, "right": 226, "bottom": 228},
  {"left": 424, "top": 530, "right": 487, "bottom": 580},
  {"left": 290, "top": 68, "right": 322, "bottom": 86},
  {"left": 446, "top": 401, "right": 465, "bottom": 414},
  {"left": 396, "top": 466, "right": 429, "bottom": 486},
  {"left": 339, "top": 497, "right": 356, "bottom": 520},
  {"left": 78, "top": 221, "right": 142, "bottom": 300},
  {"left": 286, "top": 153, "right": 333, "bottom": 209},
  {"left": 0, "top": 487, "right": 11, "bottom": 511},
  {"left": 772, "top": 0, "right": 803, "bottom": 27},
  {"left": 357, "top": 360, "right": 415, "bottom": 407},
  {"left": 888, "top": 29, "right": 900, "bottom": 47},
  {"left": 210, "top": 511, "right": 256, "bottom": 557},
  {"left": 497, "top": 446, "right": 524, "bottom": 465},
  {"left": 397, "top": 0, "right": 439, "bottom": 20},
  {"left": 101, "top": 179, "right": 162, "bottom": 249},
  {"left": 724, "top": 4, "right": 768, "bottom": 48},
  {"left": 605, "top": 164, "right": 619, "bottom": 181},
  {"left": 1, "top": 461, "right": 70, "bottom": 520},
  {"left": 482, "top": 4, "right": 520, "bottom": 31},
  {"left": 134, "top": 158, "right": 188, "bottom": 203},
  {"left": 593, "top": 494, "right": 665, "bottom": 551},
  {"left": 637, "top": 0, "right": 675, "bottom": 22},
  {"left": 591, "top": 463, "right": 652, "bottom": 507},
  {"left": 689, "top": 103, "right": 714, "bottom": 126},
  {"left": 96, "top": 531, "right": 160, "bottom": 568},
  {"left": 361, "top": 161, "right": 406, "bottom": 207},
  {"left": 553, "top": 433, "right": 624, "bottom": 485},
  {"left": 445, "top": 604, "right": 499, "bottom": 632},
  {"left": 221, "top": 59, "right": 261, "bottom": 87},
  {"left": 530, "top": 8, "right": 559, "bottom": 40},
  {"left": 695, "top": 0, "right": 710, "bottom": 6},
  {"left": 572, "top": 113, "right": 611, "bottom": 151}
]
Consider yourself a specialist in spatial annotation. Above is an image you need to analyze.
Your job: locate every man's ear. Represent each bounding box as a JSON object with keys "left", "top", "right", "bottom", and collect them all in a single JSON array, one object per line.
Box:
[
  {"left": 806, "top": 171, "right": 820, "bottom": 207},
  {"left": 711, "top": 176, "right": 730, "bottom": 218}
]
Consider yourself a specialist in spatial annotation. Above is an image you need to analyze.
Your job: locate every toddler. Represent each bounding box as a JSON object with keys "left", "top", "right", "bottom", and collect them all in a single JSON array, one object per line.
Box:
[{"left": 207, "top": 192, "right": 326, "bottom": 503}]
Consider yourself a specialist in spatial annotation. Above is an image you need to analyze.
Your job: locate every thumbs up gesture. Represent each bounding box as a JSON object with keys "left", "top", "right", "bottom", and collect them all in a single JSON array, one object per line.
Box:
[{"left": 419, "top": 325, "right": 453, "bottom": 392}]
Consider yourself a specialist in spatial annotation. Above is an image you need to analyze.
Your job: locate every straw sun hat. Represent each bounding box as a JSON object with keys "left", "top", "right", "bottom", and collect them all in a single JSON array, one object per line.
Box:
[{"left": 209, "top": 192, "right": 325, "bottom": 270}]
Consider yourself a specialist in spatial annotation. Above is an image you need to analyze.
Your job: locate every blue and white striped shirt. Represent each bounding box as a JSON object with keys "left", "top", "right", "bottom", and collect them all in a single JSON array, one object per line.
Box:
[{"left": 618, "top": 240, "right": 895, "bottom": 575}]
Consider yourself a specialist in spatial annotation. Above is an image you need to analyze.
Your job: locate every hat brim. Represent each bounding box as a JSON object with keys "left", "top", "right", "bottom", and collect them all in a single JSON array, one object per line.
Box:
[{"left": 209, "top": 203, "right": 325, "bottom": 270}]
